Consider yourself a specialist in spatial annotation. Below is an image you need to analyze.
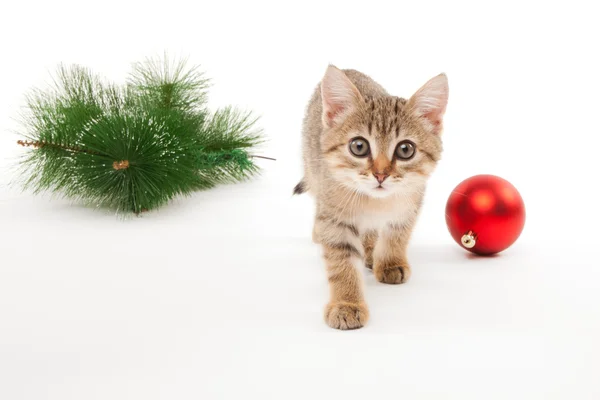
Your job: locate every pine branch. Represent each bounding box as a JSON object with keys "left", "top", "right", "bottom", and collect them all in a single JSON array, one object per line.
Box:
[{"left": 13, "top": 56, "right": 269, "bottom": 215}]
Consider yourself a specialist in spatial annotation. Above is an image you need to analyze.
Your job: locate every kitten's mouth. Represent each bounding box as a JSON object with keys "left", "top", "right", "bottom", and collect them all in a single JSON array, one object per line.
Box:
[{"left": 367, "top": 184, "right": 391, "bottom": 198}]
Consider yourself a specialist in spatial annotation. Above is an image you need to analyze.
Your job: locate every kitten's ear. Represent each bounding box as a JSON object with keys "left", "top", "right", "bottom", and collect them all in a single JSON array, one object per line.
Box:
[
  {"left": 407, "top": 73, "right": 449, "bottom": 135},
  {"left": 320, "top": 65, "right": 363, "bottom": 128}
]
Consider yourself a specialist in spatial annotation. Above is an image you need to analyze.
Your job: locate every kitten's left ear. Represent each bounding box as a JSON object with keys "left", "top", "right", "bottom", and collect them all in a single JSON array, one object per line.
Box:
[{"left": 407, "top": 73, "right": 449, "bottom": 135}]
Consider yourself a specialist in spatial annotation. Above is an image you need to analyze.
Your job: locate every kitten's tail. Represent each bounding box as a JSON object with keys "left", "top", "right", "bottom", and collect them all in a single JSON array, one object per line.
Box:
[{"left": 293, "top": 180, "right": 307, "bottom": 195}]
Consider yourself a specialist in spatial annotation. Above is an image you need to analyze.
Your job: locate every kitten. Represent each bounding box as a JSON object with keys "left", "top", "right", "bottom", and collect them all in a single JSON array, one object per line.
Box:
[{"left": 294, "top": 66, "right": 448, "bottom": 330}]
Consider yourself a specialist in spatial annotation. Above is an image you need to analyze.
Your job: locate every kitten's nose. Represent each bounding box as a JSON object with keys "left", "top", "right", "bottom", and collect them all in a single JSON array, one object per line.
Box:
[{"left": 373, "top": 173, "right": 389, "bottom": 184}]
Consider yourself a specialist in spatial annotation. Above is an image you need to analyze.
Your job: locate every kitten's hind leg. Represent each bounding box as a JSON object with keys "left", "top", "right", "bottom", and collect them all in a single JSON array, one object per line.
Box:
[
  {"left": 362, "top": 230, "right": 378, "bottom": 270},
  {"left": 312, "top": 225, "right": 320, "bottom": 244},
  {"left": 312, "top": 205, "right": 322, "bottom": 244}
]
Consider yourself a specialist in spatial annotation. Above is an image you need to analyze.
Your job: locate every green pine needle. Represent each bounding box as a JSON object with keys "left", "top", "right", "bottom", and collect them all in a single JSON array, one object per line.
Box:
[{"left": 14, "top": 57, "right": 266, "bottom": 215}]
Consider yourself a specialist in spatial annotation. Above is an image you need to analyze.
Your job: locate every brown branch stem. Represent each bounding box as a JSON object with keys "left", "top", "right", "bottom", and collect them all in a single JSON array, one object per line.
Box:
[
  {"left": 249, "top": 154, "right": 276, "bottom": 161},
  {"left": 17, "top": 139, "right": 130, "bottom": 170},
  {"left": 17, "top": 139, "right": 98, "bottom": 154}
]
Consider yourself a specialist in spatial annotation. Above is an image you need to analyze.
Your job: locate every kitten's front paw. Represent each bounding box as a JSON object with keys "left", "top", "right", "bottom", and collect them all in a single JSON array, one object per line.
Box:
[
  {"left": 374, "top": 263, "right": 411, "bottom": 284},
  {"left": 324, "top": 301, "right": 369, "bottom": 330}
]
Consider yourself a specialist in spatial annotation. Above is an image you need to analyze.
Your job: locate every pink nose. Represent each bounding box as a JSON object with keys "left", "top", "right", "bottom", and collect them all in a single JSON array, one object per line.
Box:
[{"left": 374, "top": 173, "right": 389, "bottom": 184}]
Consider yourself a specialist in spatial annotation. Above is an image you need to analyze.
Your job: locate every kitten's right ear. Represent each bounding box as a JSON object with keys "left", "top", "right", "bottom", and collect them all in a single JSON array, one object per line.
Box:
[{"left": 320, "top": 65, "right": 362, "bottom": 128}]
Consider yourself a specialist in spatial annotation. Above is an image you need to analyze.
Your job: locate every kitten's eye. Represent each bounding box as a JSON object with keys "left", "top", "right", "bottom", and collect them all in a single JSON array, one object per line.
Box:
[
  {"left": 349, "top": 137, "right": 370, "bottom": 157},
  {"left": 395, "top": 140, "right": 416, "bottom": 160}
]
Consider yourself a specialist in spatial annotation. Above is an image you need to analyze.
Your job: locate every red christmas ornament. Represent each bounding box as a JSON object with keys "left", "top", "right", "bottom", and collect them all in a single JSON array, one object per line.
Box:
[{"left": 445, "top": 174, "right": 525, "bottom": 255}]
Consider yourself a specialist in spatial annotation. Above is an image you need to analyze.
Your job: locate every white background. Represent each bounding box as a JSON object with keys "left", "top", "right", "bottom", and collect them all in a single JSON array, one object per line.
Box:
[{"left": 1, "top": 1, "right": 599, "bottom": 399}]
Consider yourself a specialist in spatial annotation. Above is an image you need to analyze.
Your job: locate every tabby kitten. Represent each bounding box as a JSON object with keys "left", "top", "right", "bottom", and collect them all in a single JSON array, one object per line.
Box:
[{"left": 294, "top": 65, "right": 448, "bottom": 330}]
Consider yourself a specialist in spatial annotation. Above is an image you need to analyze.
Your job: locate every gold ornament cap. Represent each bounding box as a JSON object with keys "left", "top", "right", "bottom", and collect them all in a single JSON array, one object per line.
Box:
[{"left": 461, "top": 231, "right": 477, "bottom": 249}]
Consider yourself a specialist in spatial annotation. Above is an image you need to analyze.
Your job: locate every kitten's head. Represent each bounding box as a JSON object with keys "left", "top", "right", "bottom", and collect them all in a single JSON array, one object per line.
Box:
[{"left": 320, "top": 65, "right": 448, "bottom": 199}]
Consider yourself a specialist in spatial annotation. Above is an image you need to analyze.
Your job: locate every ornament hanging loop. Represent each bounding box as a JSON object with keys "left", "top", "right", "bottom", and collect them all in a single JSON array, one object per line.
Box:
[{"left": 461, "top": 230, "right": 477, "bottom": 249}]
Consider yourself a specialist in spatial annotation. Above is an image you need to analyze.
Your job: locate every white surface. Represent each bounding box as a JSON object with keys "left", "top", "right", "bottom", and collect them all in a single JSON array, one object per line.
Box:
[{"left": 1, "top": 1, "right": 599, "bottom": 399}]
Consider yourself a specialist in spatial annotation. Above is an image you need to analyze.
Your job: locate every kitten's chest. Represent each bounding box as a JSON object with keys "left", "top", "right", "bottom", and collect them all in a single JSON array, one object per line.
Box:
[{"left": 354, "top": 199, "right": 416, "bottom": 232}]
